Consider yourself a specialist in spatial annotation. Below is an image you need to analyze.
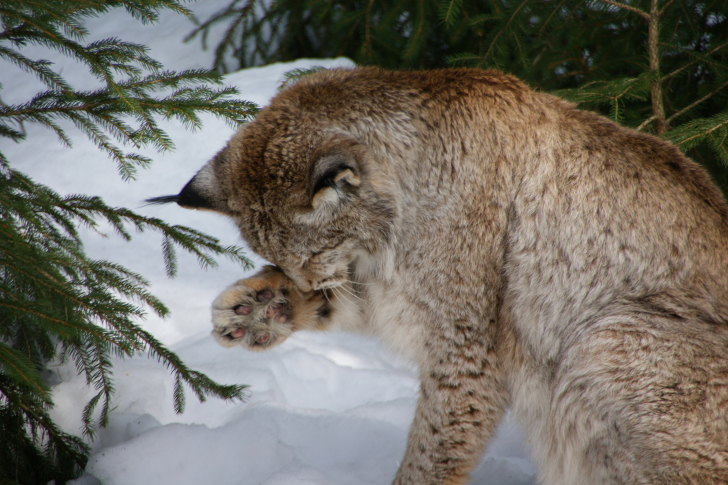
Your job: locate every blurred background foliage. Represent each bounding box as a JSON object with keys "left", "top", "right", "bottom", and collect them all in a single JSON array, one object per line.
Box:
[{"left": 188, "top": 0, "right": 728, "bottom": 189}]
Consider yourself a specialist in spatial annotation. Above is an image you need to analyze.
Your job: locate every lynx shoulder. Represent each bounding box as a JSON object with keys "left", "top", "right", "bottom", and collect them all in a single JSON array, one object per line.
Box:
[{"left": 152, "top": 67, "right": 728, "bottom": 485}]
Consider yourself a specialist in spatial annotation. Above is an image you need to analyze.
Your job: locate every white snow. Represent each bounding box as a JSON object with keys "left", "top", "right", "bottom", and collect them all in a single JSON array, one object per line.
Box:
[{"left": 1, "top": 1, "right": 535, "bottom": 483}]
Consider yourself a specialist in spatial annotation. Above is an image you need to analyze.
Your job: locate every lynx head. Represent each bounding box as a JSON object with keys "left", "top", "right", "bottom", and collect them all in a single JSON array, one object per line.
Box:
[{"left": 150, "top": 68, "right": 403, "bottom": 291}]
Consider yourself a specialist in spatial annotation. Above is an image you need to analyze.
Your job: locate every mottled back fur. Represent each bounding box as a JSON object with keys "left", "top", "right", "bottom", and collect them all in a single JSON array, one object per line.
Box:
[{"left": 157, "top": 67, "right": 728, "bottom": 485}]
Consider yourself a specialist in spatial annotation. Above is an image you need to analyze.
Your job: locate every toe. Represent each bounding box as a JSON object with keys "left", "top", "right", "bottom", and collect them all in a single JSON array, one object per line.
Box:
[
  {"left": 234, "top": 304, "right": 253, "bottom": 316},
  {"left": 255, "top": 290, "right": 273, "bottom": 302}
]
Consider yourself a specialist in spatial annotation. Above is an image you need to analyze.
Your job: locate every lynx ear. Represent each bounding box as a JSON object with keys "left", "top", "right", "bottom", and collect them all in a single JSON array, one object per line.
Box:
[
  {"left": 311, "top": 152, "right": 361, "bottom": 210},
  {"left": 146, "top": 159, "right": 229, "bottom": 214}
]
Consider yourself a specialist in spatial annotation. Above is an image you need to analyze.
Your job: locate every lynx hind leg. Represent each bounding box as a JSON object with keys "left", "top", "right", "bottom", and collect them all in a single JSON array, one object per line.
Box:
[{"left": 211, "top": 266, "right": 327, "bottom": 351}]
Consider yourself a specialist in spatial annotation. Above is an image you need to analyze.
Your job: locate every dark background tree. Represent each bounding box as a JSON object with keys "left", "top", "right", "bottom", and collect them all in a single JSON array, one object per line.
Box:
[
  {"left": 189, "top": 0, "right": 728, "bottom": 189},
  {"left": 0, "top": 1, "right": 257, "bottom": 483}
]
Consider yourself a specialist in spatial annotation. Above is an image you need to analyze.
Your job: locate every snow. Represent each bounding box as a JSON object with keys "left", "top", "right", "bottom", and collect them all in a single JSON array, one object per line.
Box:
[{"left": 1, "top": 1, "right": 535, "bottom": 483}]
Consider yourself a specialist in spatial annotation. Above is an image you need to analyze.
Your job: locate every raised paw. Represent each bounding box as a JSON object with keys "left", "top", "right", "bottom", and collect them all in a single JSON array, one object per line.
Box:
[
  {"left": 212, "top": 266, "right": 325, "bottom": 350},
  {"left": 211, "top": 266, "right": 299, "bottom": 351}
]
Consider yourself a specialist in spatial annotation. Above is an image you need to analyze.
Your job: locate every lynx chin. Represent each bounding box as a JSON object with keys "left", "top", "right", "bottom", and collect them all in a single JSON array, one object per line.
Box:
[{"left": 150, "top": 67, "right": 728, "bottom": 485}]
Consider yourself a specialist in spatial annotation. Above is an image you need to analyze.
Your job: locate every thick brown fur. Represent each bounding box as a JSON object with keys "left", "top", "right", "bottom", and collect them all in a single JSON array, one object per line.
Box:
[{"left": 167, "top": 67, "right": 728, "bottom": 484}]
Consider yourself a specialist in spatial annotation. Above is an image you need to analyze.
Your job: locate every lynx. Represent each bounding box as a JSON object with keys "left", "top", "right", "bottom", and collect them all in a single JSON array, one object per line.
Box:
[{"left": 151, "top": 67, "right": 728, "bottom": 484}]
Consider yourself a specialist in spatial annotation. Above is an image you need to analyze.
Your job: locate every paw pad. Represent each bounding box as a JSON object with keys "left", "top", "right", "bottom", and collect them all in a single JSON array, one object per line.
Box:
[{"left": 216, "top": 285, "right": 293, "bottom": 349}]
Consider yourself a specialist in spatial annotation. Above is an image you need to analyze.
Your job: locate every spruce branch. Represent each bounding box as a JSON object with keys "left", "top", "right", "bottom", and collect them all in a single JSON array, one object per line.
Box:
[
  {"left": 555, "top": 73, "right": 652, "bottom": 124},
  {"left": 661, "top": 40, "right": 728, "bottom": 82},
  {"left": 0, "top": 343, "right": 50, "bottom": 399},
  {"left": 594, "top": 0, "right": 650, "bottom": 21},
  {"left": 636, "top": 115, "right": 657, "bottom": 132},
  {"left": 438, "top": 0, "right": 464, "bottom": 28},
  {"left": 666, "top": 78, "right": 728, "bottom": 125},
  {"left": 278, "top": 66, "right": 327, "bottom": 92},
  {"left": 663, "top": 112, "right": 728, "bottom": 163},
  {"left": 0, "top": 1, "right": 256, "bottom": 481},
  {"left": 481, "top": 0, "right": 529, "bottom": 68}
]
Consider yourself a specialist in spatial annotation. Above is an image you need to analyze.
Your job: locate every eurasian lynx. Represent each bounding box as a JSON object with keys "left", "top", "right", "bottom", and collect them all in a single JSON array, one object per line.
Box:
[{"left": 152, "top": 67, "right": 728, "bottom": 484}]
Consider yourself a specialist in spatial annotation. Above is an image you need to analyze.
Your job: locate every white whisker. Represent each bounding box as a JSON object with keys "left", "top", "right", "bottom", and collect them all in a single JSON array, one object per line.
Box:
[
  {"left": 338, "top": 283, "right": 365, "bottom": 303},
  {"left": 331, "top": 287, "right": 356, "bottom": 312},
  {"left": 348, "top": 279, "right": 376, "bottom": 286}
]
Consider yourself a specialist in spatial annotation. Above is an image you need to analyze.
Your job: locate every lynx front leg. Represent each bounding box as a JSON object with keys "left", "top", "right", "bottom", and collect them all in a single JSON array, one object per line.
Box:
[
  {"left": 394, "top": 332, "right": 510, "bottom": 485},
  {"left": 211, "top": 265, "right": 332, "bottom": 351}
]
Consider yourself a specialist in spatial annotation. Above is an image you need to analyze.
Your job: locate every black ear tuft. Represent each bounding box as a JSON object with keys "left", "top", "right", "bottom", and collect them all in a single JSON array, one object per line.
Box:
[
  {"left": 174, "top": 177, "right": 221, "bottom": 211},
  {"left": 145, "top": 195, "right": 181, "bottom": 206},
  {"left": 144, "top": 162, "right": 228, "bottom": 213}
]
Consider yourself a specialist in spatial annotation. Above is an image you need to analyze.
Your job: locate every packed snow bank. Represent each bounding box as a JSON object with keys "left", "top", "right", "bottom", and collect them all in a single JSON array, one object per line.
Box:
[
  {"left": 1, "top": 1, "right": 535, "bottom": 483},
  {"left": 56, "top": 333, "right": 533, "bottom": 485}
]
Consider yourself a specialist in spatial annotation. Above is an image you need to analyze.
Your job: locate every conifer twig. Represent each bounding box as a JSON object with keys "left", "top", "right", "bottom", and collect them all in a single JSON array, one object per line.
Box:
[
  {"left": 595, "top": 0, "right": 650, "bottom": 21},
  {"left": 666, "top": 79, "right": 728, "bottom": 125}
]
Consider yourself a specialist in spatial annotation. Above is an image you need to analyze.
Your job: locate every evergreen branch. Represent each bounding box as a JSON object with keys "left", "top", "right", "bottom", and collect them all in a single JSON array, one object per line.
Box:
[
  {"left": 659, "top": 0, "right": 675, "bottom": 16},
  {"left": 481, "top": 0, "right": 529, "bottom": 65},
  {"left": 594, "top": 0, "right": 650, "bottom": 21},
  {"left": 661, "top": 40, "right": 728, "bottom": 82},
  {"left": 355, "top": 0, "right": 373, "bottom": 62},
  {"left": 161, "top": 234, "right": 178, "bottom": 278},
  {"left": 0, "top": 9, "right": 66, "bottom": 42},
  {"left": 447, "top": 52, "right": 485, "bottom": 66},
  {"left": 0, "top": 45, "right": 70, "bottom": 92},
  {"left": 714, "top": 128, "right": 728, "bottom": 164},
  {"left": 127, "top": 325, "right": 248, "bottom": 413},
  {"left": 666, "top": 78, "right": 728, "bottom": 125},
  {"left": 1, "top": 1, "right": 256, "bottom": 480},
  {"left": 0, "top": 82, "right": 253, "bottom": 179},
  {"left": 183, "top": 0, "right": 256, "bottom": 72},
  {"left": 438, "top": 0, "right": 463, "bottom": 27},
  {"left": 0, "top": 343, "right": 49, "bottom": 399},
  {"left": 660, "top": 41, "right": 728, "bottom": 79},
  {"left": 0, "top": 255, "right": 145, "bottom": 336},
  {"left": 87, "top": 342, "right": 115, "bottom": 429},
  {"left": 663, "top": 112, "right": 728, "bottom": 154},
  {"left": 0, "top": 121, "right": 25, "bottom": 143},
  {"left": 50, "top": 199, "right": 253, "bottom": 273},
  {"left": 80, "top": 392, "right": 103, "bottom": 440},
  {"left": 0, "top": 301, "right": 125, "bottom": 349},
  {"left": 555, "top": 74, "right": 652, "bottom": 106},
  {"left": 636, "top": 115, "right": 657, "bottom": 132},
  {"left": 539, "top": 0, "right": 569, "bottom": 37},
  {"left": 173, "top": 373, "right": 186, "bottom": 415},
  {"left": 0, "top": 377, "right": 90, "bottom": 475},
  {"left": 278, "top": 66, "right": 326, "bottom": 91}
]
